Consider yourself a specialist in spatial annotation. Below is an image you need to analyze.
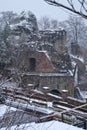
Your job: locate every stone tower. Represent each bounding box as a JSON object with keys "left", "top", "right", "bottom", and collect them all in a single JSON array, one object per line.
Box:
[
  {"left": 39, "top": 29, "right": 67, "bottom": 54},
  {"left": 54, "top": 29, "right": 66, "bottom": 54}
]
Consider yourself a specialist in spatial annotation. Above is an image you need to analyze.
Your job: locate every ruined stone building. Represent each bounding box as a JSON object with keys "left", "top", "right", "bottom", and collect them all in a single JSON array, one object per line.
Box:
[
  {"left": 5, "top": 29, "right": 77, "bottom": 97},
  {"left": 39, "top": 29, "right": 66, "bottom": 53}
]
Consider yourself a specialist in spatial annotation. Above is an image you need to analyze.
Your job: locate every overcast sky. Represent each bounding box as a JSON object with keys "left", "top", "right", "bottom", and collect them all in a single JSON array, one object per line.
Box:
[{"left": 0, "top": 0, "right": 71, "bottom": 21}]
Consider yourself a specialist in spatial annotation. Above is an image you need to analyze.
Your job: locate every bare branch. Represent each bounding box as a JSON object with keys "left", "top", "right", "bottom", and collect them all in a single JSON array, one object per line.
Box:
[{"left": 44, "top": 0, "right": 87, "bottom": 19}]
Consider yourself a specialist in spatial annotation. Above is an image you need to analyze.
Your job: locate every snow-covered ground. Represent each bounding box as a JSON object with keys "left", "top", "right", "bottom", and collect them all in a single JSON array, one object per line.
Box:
[
  {"left": 1, "top": 82, "right": 17, "bottom": 89},
  {"left": 0, "top": 105, "right": 17, "bottom": 117},
  {"left": 81, "top": 91, "right": 87, "bottom": 98},
  {"left": 0, "top": 105, "right": 84, "bottom": 130},
  {"left": 0, "top": 120, "right": 83, "bottom": 130}
]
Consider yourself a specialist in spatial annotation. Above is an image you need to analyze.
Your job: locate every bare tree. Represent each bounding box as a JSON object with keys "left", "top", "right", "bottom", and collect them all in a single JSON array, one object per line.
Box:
[
  {"left": 67, "top": 16, "right": 87, "bottom": 46},
  {"left": 66, "top": 15, "right": 87, "bottom": 43},
  {"left": 38, "top": 16, "right": 51, "bottom": 30},
  {"left": 44, "top": 0, "right": 87, "bottom": 19},
  {"left": 50, "top": 19, "right": 59, "bottom": 29},
  {"left": 58, "top": 15, "right": 87, "bottom": 48},
  {"left": 38, "top": 16, "right": 60, "bottom": 30},
  {"left": 0, "top": 11, "right": 17, "bottom": 25}
]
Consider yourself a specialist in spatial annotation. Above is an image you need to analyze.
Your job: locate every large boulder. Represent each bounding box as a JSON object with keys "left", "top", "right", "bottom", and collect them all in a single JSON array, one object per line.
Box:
[
  {"left": 10, "top": 11, "right": 38, "bottom": 33},
  {"left": 8, "top": 11, "right": 38, "bottom": 46}
]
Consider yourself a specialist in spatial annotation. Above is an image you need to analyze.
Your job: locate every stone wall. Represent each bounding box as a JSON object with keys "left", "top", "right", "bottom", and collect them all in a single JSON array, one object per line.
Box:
[
  {"left": 17, "top": 49, "right": 54, "bottom": 73},
  {"left": 39, "top": 29, "right": 66, "bottom": 54},
  {"left": 71, "top": 42, "right": 81, "bottom": 56},
  {"left": 21, "top": 73, "right": 74, "bottom": 97}
]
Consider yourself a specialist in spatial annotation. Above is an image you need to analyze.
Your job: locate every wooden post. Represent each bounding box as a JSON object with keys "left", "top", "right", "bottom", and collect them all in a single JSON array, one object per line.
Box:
[
  {"left": 85, "top": 97, "right": 87, "bottom": 103},
  {"left": 61, "top": 90, "right": 68, "bottom": 101},
  {"left": 61, "top": 113, "right": 64, "bottom": 122}
]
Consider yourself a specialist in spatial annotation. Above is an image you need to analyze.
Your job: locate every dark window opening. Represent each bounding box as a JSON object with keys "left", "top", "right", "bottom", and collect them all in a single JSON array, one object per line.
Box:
[
  {"left": 29, "top": 58, "right": 36, "bottom": 72},
  {"left": 50, "top": 89, "right": 61, "bottom": 96}
]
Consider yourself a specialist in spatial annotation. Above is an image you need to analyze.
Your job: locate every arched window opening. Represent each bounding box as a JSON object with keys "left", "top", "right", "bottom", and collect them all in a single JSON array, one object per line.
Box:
[{"left": 29, "top": 58, "right": 36, "bottom": 72}]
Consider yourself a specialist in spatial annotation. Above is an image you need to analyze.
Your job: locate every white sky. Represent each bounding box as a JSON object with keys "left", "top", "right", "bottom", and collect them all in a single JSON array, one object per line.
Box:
[{"left": 0, "top": 0, "right": 70, "bottom": 21}]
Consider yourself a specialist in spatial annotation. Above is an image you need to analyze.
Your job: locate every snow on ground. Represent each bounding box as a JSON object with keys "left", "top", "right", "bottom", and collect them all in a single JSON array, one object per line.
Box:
[
  {"left": 0, "top": 105, "right": 17, "bottom": 117},
  {"left": 0, "top": 104, "right": 84, "bottom": 130},
  {"left": 81, "top": 91, "right": 87, "bottom": 98},
  {"left": 1, "top": 81, "right": 17, "bottom": 89},
  {"left": 0, "top": 120, "right": 83, "bottom": 130},
  {"left": 5, "top": 100, "right": 54, "bottom": 115}
]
